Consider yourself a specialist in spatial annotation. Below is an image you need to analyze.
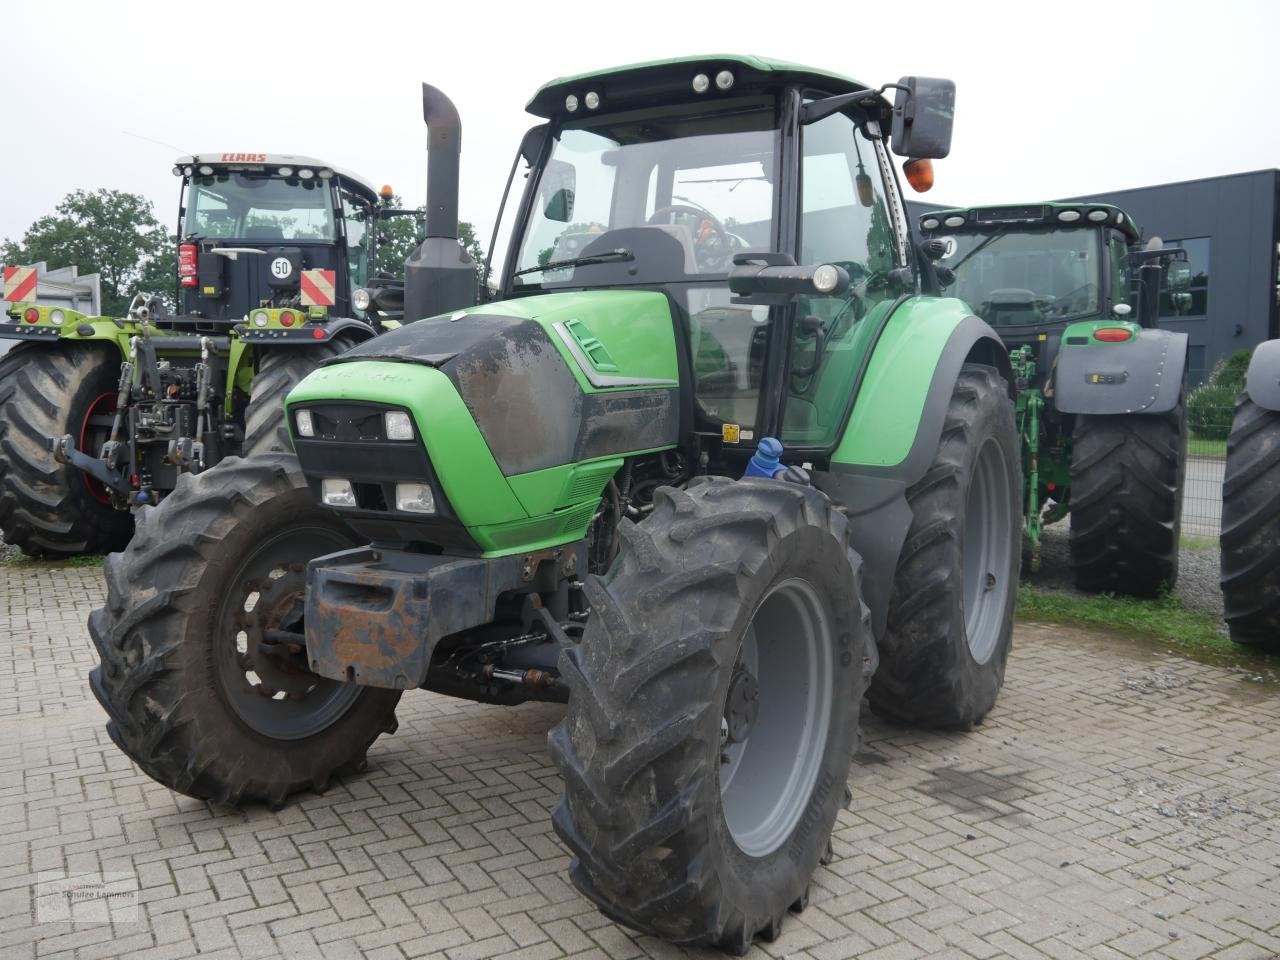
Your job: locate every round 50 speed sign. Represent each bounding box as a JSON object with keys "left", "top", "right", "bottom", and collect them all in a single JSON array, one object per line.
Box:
[{"left": 270, "top": 257, "right": 293, "bottom": 280}]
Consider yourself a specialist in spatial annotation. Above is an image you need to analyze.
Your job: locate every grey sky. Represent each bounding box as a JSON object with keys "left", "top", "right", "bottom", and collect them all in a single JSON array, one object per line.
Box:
[{"left": 5, "top": 0, "right": 1277, "bottom": 266}]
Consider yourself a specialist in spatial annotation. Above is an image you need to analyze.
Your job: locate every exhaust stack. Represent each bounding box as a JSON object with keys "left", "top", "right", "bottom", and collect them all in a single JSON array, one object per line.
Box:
[{"left": 404, "top": 83, "right": 477, "bottom": 322}]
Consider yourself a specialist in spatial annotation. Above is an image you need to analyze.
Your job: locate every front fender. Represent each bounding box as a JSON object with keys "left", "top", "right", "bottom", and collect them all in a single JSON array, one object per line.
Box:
[
  {"left": 819, "top": 296, "right": 1010, "bottom": 640},
  {"left": 236, "top": 315, "right": 378, "bottom": 348},
  {"left": 1053, "top": 322, "right": 1188, "bottom": 415},
  {"left": 1244, "top": 339, "right": 1280, "bottom": 411}
]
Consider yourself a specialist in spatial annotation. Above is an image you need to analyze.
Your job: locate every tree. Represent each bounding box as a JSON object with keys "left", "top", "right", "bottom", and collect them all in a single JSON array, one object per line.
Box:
[
  {"left": 370, "top": 195, "right": 486, "bottom": 287},
  {"left": 2, "top": 189, "right": 173, "bottom": 315}
]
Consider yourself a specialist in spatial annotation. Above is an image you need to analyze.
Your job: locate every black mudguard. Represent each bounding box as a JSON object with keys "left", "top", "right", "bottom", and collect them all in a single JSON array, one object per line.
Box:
[
  {"left": 1053, "top": 328, "right": 1188, "bottom": 415},
  {"left": 814, "top": 314, "right": 1013, "bottom": 640},
  {"left": 1244, "top": 339, "right": 1280, "bottom": 412}
]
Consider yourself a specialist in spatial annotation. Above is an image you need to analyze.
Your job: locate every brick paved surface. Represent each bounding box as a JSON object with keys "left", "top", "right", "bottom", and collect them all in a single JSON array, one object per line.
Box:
[{"left": 1, "top": 560, "right": 1278, "bottom": 959}]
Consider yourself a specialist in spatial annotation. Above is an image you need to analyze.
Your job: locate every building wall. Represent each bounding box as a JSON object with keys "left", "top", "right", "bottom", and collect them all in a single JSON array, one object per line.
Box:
[{"left": 907, "top": 169, "right": 1280, "bottom": 385}]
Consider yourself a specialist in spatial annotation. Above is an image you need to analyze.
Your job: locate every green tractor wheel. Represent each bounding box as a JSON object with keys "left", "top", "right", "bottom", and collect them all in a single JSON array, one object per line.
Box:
[
  {"left": 1221, "top": 392, "right": 1280, "bottom": 649},
  {"left": 548, "top": 478, "right": 868, "bottom": 955},
  {"left": 1068, "top": 409, "right": 1185, "bottom": 596},
  {"left": 242, "top": 338, "right": 356, "bottom": 458},
  {"left": 869, "top": 364, "right": 1020, "bottom": 729},
  {"left": 88, "top": 452, "right": 400, "bottom": 807},
  {"left": 0, "top": 342, "right": 134, "bottom": 557}
]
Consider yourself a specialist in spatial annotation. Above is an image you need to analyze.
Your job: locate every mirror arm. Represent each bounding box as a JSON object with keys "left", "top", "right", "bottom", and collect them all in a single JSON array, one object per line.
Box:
[{"left": 801, "top": 83, "right": 905, "bottom": 126}]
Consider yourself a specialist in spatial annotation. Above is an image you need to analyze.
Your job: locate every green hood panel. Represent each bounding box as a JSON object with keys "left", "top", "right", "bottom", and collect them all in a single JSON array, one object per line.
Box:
[{"left": 287, "top": 362, "right": 526, "bottom": 528}]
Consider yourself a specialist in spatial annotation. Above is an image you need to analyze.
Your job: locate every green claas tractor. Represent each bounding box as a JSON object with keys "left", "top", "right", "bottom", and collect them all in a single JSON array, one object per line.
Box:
[
  {"left": 0, "top": 155, "right": 402, "bottom": 557},
  {"left": 918, "top": 203, "right": 1193, "bottom": 594},
  {"left": 91, "top": 58, "right": 1023, "bottom": 953},
  {"left": 1221, "top": 339, "right": 1280, "bottom": 650}
]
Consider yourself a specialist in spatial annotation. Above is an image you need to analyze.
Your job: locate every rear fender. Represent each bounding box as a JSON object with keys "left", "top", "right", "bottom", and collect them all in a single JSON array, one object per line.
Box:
[
  {"left": 0, "top": 308, "right": 131, "bottom": 358},
  {"left": 818, "top": 298, "right": 1011, "bottom": 639},
  {"left": 1244, "top": 339, "right": 1280, "bottom": 411},
  {"left": 1053, "top": 322, "right": 1188, "bottom": 415}
]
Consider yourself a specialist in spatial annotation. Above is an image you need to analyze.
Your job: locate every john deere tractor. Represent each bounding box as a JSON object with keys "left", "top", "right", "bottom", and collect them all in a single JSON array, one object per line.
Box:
[
  {"left": 1221, "top": 339, "right": 1280, "bottom": 650},
  {"left": 919, "top": 203, "right": 1193, "bottom": 595},
  {"left": 91, "top": 59, "right": 1022, "bottom": 953},
  {"left": 0, "top": 155, "right": 401, "bottom": 557}
]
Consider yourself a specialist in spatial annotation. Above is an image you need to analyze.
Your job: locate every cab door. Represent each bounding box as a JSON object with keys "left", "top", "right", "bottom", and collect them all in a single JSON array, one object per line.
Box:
[{"left": 782, "top": 106, "right": 907, "bottom": 449}]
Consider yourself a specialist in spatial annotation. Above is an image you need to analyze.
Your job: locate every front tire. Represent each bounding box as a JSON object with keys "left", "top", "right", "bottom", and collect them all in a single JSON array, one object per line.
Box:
[
  {"left": 548, "top": 478, "right": 868, "bottom": 954},
  {"left": 870, "top": 363, "right": 1020, "bottom": 729},
  {"left": 88, "top": 451, "right": 400, "bottom": 807},
  {"left": 1068, "top": 409, "right": 1186, "bottom": 595},
  {"left": 0, "top": 342, "right": 134, "bottom": 556},
  {"left": 1220, "top": 392, "right": 1280, "bottom": 650},
  {"left": 242, "top": 337, "right": 356, "bottom": 457}
]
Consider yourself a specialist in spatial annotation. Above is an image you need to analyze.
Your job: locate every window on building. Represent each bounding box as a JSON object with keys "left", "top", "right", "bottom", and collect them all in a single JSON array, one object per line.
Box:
[{"left": 1159, "top": 236, "right": 1209, "bottom": 317}]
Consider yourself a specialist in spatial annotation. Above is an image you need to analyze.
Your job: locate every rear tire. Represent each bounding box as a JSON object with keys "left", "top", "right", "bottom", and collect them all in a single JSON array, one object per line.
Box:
[
  {"left": 242, "top": 337, "right": 355, "bottom": 457},
  {"left": 88, "top": 451, "right": 400, "bottom": 807},
  {"left": 1220, "top": 392, "right": 1280, "bottom": 650},
  {"left": 0, "top": 342, "right": 133, "bottom": 556},
  {"left": 549, "top": 478, "right": 868, "bottom": 954},
  {"left": 1068, "top": 409, "right": 1185, "bottom": 596},
  {"left": 870, "top": 363, "right": 1020, "bottom": 729}
]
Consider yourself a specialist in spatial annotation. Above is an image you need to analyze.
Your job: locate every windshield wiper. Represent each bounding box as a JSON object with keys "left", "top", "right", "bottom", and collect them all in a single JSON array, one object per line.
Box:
[
  {"left": 513, "top": 247, "right": 634, "bottom": 278},
  {"left": 949, "top": 231, "right": 1005, "bottom": 273}
]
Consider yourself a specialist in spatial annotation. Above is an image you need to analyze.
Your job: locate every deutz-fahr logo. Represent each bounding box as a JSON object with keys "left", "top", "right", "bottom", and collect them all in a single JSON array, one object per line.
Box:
[{"left": 219, "top": 153, "right": 267, "bottom": 162}]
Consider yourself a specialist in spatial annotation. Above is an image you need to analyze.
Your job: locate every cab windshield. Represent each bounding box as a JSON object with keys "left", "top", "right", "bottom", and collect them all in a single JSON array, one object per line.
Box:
[
  {"left": 513, "top": 99, "right": 778, "bottom": 287},
  {"left": 184, "top": 173, "right": 336, "bottom": 242},
  {"left": 937, "top": 227, "right": 1101, "bottom": 326}
]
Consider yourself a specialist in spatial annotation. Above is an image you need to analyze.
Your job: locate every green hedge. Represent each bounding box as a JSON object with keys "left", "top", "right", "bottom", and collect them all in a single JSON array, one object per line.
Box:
[
  {"left": 1186, "top": 350, "right": 1252, "bottom": 441},
  {"left": 1187, "top": 383, "right": 1236, "bottom": 440}
]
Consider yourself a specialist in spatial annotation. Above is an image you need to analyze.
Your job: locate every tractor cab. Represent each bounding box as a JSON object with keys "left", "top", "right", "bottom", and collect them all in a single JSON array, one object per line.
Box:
[
  {"left": 918, "top": 202, "right": 1189, "bottom": 388},
  {"left": 172, "top": 154, "right": 384, "bottom": 324},
  {"left": 481, "top": 57, "right": 955, "bottom": 461}
]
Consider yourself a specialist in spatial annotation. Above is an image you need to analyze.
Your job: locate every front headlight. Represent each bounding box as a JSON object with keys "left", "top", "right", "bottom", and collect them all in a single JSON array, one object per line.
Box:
[
  {"left": 295, "top": 409, "right": 315, "bottom": 437},
  {"left": 384, "top": 410, "right": 414, "bottom": 440},
  {"left": 352, "top": 288, "right": 372, "bottom": 311},
  {"left": 321, "top": 478, "right": 355, "bottom": 507},
  {"left": 395, "top": 483, "right": 435, "bottom": 514}
]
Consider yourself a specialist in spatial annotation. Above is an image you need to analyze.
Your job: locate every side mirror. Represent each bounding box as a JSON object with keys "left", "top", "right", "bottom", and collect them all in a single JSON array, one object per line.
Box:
[
  {"left": 1166, "top": 260, "right": 1192, "bottom": 293},
  {"left": 540, "top": 158, "right": 576, "bottom": 223},
  {"left": 890, "top": 77, "right": 956, "bottom": 159}
]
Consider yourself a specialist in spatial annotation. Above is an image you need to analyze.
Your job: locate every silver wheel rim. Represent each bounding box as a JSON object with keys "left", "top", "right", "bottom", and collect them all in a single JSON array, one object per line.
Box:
[
  {"left": 962, "top": 437, "right": 1014, "bottom": 663},
  {"left": 719, "top": 578, "right": 834, "bottom": 858}
]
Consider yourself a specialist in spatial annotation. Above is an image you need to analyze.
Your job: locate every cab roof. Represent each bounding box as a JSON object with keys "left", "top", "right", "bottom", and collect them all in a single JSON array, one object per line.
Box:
[
  {"left": 174, "top": 153, "right": 382, "bottom": 202},
  {"left": 526, "top": 54, "right": 869, "bottom": 119},
  {"left": 920, "top": 200, "right": 1142, "bottom": 242}
]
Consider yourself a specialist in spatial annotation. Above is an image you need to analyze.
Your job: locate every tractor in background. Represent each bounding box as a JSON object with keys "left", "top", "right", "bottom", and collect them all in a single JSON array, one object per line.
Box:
[
  {"left": 0, "top": 155, "right": 404, "bottom": 556},
  {"left": 920, "top": 203, "right": 1193, "bottom": 594},
  {"left": 92, "top": 59, "right": 1022, "bottom": 954}
]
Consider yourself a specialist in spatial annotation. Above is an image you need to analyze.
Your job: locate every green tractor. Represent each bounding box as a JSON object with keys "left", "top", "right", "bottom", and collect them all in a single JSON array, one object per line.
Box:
[
  {"left": 0, "top": 154, "right": 404, "bottom": 557},
  {"left": 91, "top": 59, "right": 1022, "bottom": 953},
  {"left": 1221, "top": 338, "right": 1280, "bottom": 650},
  {"left": 919, "top": 203, "right": 1193, "bottom": 594}
]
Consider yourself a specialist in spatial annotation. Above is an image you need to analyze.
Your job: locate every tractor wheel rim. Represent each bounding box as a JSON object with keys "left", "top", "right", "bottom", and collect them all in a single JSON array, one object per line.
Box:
[
  {"left": 78, "top": 392, "right": 117, "bottom": 505},
  {"left": 719, "top": 577, "right": 834, "bottom": 858},
  {"left": 216, "top": 525, "right": 361, "bottom": 740},
  {"left": 962, "top": 436, "right": 1014, "bottom": 663}
]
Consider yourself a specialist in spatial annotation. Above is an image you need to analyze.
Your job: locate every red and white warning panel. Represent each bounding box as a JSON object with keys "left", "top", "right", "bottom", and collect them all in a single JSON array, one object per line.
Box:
[
  {"left": 299, "top": 269, "right": 336, "bottom": 307},
  {"left": 3, "top": 265, "right": 38, "bottom": 303}
]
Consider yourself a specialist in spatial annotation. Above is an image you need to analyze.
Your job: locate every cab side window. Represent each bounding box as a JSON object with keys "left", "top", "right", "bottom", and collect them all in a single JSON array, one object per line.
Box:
[
  {"left": 1108, "top": 231, "right": 1131, "bottom": 310},
  {"left": 340, "top": 189, "right": 371, "bottom": 293},
  {"left": 783, "top": 109, "right": 899, "bottom": 447}
]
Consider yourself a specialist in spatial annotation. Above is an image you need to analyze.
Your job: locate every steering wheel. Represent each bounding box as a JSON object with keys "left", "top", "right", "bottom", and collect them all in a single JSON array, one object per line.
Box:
[{"left": 647, "top": 204, "right": 732, "bottom": 272}]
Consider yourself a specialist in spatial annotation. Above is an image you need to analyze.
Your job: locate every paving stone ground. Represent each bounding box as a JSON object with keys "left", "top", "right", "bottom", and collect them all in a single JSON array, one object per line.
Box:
[{"left": 1, "top": 560, "right": 1278, "bottom": 960}]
